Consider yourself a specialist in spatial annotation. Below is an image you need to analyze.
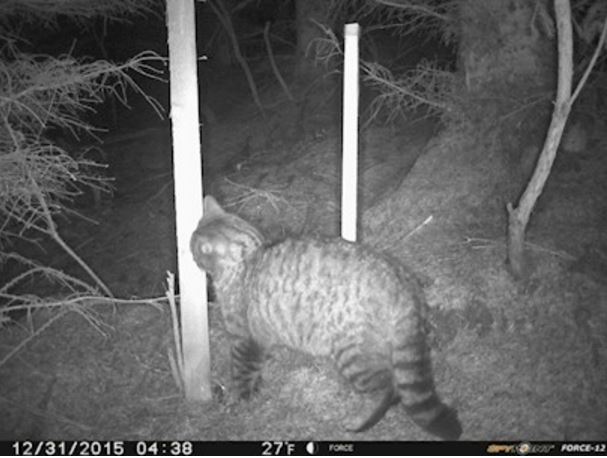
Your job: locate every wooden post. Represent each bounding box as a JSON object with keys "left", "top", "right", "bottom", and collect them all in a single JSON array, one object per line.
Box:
[
  {"left": 341, "top": 23, "right": 360, "bottom": 242},
  {"left": 166, "top": 0, "right": 211, "bottom": 401}
]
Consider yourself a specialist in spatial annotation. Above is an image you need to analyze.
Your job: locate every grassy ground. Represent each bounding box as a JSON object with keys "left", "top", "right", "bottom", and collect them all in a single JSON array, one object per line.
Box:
[{"left": 1, "top": 72, "right": 606, "bottom": 442}]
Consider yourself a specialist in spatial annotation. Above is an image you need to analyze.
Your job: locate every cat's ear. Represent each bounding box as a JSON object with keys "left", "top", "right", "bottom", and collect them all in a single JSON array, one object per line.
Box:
[{"left": 204, "top": 195, "right": 225, "bottom": 216}]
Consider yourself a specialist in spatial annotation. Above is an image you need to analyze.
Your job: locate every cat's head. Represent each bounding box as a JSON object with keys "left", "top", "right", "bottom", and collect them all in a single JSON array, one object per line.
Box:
[{"left": 190, "top": 196, "right": 264, "bottom": 280}]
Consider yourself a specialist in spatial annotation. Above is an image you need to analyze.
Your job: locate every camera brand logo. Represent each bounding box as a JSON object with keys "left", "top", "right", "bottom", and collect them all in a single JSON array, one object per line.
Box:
[
  {"left": 487, "top": 442, "right": 555, "bottom": 455},
  {"left": 486, "top": 444, "right": 516, "bottom": 454}
]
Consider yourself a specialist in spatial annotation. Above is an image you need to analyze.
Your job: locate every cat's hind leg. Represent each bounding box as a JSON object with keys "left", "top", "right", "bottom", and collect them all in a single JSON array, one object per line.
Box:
[{"left": 333, "top": 339, "right": 397, "bottom": 431}]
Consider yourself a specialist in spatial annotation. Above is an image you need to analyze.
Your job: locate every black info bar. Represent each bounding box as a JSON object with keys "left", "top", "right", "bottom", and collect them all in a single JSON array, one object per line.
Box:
[{"left": 5, "top": 440, "right": 607, "bottom": 456}]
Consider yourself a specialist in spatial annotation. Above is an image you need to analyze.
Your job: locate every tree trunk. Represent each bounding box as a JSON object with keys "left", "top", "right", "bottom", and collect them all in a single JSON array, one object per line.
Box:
[
  {"left": 507, "top": 0, "right": 607, "bottom": 278},
  {"left": 457, "top": 0, "right": 557, "bottom": 178},
  {"left": 458, "top": 0, "right": 555, "bottom": 95}
]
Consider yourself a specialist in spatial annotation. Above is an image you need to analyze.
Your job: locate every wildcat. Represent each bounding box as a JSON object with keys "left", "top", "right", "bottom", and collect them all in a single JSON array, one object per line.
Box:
[{"left": 190, "top": 196, "right": 461, "bottom": 440}]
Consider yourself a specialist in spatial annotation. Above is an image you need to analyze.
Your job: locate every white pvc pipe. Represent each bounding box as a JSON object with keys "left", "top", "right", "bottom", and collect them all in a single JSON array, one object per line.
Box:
[{"left": 341, "top": 23, "right": 360, "bottom": 242}]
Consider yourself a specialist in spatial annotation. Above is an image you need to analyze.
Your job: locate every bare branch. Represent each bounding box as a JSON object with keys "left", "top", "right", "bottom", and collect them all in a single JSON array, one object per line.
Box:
[
  {"left": 0, "top": 0, "right": 160, "bottom": 25},
  {"left": 571, "top": 13, "right": 607, "bottom": 105},
  {"left": 372, "top": 0, "right": 450, "bottom": 22}
]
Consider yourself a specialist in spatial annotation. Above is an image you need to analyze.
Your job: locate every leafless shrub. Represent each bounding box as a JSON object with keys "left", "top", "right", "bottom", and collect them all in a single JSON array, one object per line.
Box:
[
  {"left": 0, "top": 1, "right": 164, "bottom": 345},
  {"left": 0, "top": 0, "right": 160, "bottom": 26},
  {"left": 327, "top": 0, "right": 458, "bottom": 45},
  {"left": 311, "top": 21, "right": 456, "bottom": 125}
]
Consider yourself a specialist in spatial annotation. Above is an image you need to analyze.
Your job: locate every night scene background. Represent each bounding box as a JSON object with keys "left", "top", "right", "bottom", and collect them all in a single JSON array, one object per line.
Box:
[{"left": 1, "top": 0, "right": 606, "bottom": 441}]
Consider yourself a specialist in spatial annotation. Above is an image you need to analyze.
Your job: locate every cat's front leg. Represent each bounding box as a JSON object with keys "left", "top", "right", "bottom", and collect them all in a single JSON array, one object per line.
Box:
[{"left": 230, "top": 338, "right": 266, "bottom": 399}]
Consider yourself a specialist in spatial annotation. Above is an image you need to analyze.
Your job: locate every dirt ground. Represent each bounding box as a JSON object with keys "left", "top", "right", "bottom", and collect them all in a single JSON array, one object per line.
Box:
[{"left": 1, "top": 64, "right": 606, "bottom": 442}]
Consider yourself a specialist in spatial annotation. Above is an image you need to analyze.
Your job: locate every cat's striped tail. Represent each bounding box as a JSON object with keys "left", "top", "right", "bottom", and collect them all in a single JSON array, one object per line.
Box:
[{"left": 392, "top": 302, "right": 462, "bottom": 440}]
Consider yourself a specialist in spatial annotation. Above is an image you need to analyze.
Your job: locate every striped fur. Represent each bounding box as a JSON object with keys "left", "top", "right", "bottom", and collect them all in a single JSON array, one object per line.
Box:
[{"left": 190, "top": 196, "right": 461, "bottom": 440}]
